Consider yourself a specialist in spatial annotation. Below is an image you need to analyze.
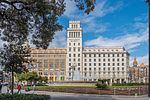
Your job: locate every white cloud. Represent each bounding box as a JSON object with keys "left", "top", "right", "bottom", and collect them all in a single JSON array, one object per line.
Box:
[
  {"left": 48, "top": 30, "right": 66, "bottom": 48},
  {"left": 63, "top": 0, "right": 80, "bottom": 19},
  {"left": 84, "top": 21, "right": 148, "bottom": 50},
  {"left": 89, "top": 0, "right": 123, "bottom": 17}
]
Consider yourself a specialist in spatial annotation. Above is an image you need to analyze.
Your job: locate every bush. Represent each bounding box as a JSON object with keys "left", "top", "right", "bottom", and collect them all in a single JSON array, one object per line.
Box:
[
  {"left": 96, "top": 83, "right": 108, "bottom": 89},
  {"left": 0, "top": 94, "right": 50, "bottom": 100},
  {"left": 112, "top": 83, "right": 148, "bottom": 86},
  {"left": 96, "top": 79, "right": 108, "bottom": 89}
]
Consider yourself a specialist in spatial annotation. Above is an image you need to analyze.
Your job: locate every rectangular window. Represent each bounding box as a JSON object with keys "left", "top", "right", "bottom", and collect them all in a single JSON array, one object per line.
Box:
[
  {"left": 78, "top": 63, "right": 80, "bottom": 66},
  {"left": 103, "top": 59, "right": 105, "bottom": 62},
  {"left": 89, "top": 68, "right": 91, "bottom": 70},
  {"left": 122, "top": 63, "right": 124, "bottom": 66},
  {"left": 94, "top": 63, "right": 96, "bottom": 66},
  {"left": 84, "top": 59, "right": 87, "bottom": 62},
  {"left": 84, "top": 54, "right": 86, "bottom": 57},
  {"left": 99, "top": 63, "right": 101, "bottom": 66},
  {"left": 117, "top": 63, "right": 119, "bottom": 66},
  {"left": 108, "top": 63, "right": 110, "bottom": 66},
  {"left": 103, "top": 54, "right": 105, "bottom": 57},
  {"left": 117, "top": 67, "right": 119, "bottom": 70},
  {"left": 113, "top": 67, "right": 115, "bottom": 70},
  {"left": 99, "top": 68, "right": 101, "bottom": 71},
  {"left": 44, "top": 64, "right": 48, "bottom": 68},
  {"left": 117, "top": 54, "right": 119, "bottom": 57},
  {"left": 89, "top": 54, "right": 91, "bottom": 57},
  {"left": 94, "top": 59, "right": 96, "bottom": 62},
  {"left": 73, "top": 47, "right": 76, "bottom": 52},
  {"left": 94, "top": 54, "right": 96, "bottom": 57},
  {"left": 117, "top": 59, "right": 119, "bottom": 61},
  {"left": 84, "top": 63, "right": 87, "bottom": 66},
  {"left": 122, "top": 54, "right": 124, "bottom": 57},
  {"left": 99, "top": 54, "right": 101, "bottom": 57},
  {"left": 89, "top": 59, "right": 91, "bottom": 62},
  {"left": 122, "top": 67, "right": 124, "bottom": 71},
  {"left": 78, "top": 54, "right": 80, "bottom": 57},
  {"left": 69, "top": 54, "right": 71, "bottom": 57},
  {"left": 103, "top": 63, "right": 105, "bottom": 66},
  {"left": 89, "top": 63, "right": 91, "bottom": 66},
  {"left": 69, "top": 63, "right": 71, "bottom": 66},
  {"left": 69, "top": 47, "right": 71, "bottom": 51},
  {"left": 113, "top": 63, "right": 115, "bottom": 66},
  {"left": 78, "top": 58, "right": 80, "bottom": 61},
  {"left": 78, "top": 47, "right": 80, "bottom": 52},
  {"left": 73, "top": 54, "right": 76, "bottom": 57},
  {"left": 108, "top": 59, "right": 110, "bottom": 61},
  {"left": 113, "top": 59, "right": 115, "bottom": 61},
  {"left": 84, "top": 73, "right": 87, "bottom": 77},
  {"left": 103, "top": 68, "right": 105, "bottom": 71},
  {"left": 113, "top": 54, "right": 115, "bottom": 57},
  {"left": 78, "top": 43, "right": 80, "bottom": 46}
]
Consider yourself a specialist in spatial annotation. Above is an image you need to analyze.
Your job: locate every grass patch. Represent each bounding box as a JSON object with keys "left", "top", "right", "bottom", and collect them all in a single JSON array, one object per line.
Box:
[
  {"left": 110, "top": 85, "right": 147, "bottom": 88},
  {"left": 34, "top": 85, "right": 96, "bottom": 89}
]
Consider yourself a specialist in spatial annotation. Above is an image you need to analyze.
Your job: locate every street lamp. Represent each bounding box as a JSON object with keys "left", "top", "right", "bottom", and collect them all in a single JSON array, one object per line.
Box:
[{"left": 145, "top": 0, "right": 150, "bottom": 97}]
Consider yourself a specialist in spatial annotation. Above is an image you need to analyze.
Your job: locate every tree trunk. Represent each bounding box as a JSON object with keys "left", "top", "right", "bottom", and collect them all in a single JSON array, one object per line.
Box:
[{"left": 11, "top": 66, "right": 14, "bottom": 94}]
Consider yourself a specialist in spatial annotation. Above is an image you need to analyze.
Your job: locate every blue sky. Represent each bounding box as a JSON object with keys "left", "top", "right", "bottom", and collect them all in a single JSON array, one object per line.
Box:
[{"left": 49, "top": 0, "right": 148, "bottom": 65}]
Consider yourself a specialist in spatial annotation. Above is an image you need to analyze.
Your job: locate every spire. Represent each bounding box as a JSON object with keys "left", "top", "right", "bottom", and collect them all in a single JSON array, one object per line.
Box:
[{"left": 133, "top": 57, "right": 138, "bottom": 67}]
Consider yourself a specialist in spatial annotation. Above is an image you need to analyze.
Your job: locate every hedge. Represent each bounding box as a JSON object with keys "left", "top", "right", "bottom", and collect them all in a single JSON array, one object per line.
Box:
[
  {"left": 112, "top": 83, "right": 148, "bottom": 86},
  {"left": 0, "top": 94, "right": 50, "bottom": 100}
]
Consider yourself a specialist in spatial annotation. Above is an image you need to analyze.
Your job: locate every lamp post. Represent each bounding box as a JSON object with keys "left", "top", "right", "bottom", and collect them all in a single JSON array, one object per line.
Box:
[{"left": 145, "top": 0, "right": 150, "bottom": 97}]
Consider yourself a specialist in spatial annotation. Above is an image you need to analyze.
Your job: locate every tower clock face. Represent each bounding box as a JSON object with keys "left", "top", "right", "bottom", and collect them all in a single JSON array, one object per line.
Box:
[{"left": 69, "top": 39, "right": 80, "bottom": 42}]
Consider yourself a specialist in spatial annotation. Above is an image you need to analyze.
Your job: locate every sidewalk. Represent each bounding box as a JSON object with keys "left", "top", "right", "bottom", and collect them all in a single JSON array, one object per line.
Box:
[{"left": 21, "top": 90, "right": 150, "bottom": 100}]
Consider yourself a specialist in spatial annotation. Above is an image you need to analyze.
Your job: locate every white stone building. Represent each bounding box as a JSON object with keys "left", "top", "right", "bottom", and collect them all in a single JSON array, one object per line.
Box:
[
  {"left": 66, "top": 21, "right": 130, "bottom": 84},
  {"left": 30, "top": 21, "right": 130, "bottom": 84}
]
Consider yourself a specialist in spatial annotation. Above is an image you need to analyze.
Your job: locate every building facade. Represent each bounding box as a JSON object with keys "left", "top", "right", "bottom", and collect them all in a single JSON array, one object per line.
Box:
[
  {"left": 82, "top": 47, "right": 129, "bottom": 84},
  {"left": 30, "top": 48, "right": 67, "bottom": 82},
  {"left": 30, "top": 21, "right": 130, "bottom": 84},
  {"left": 128, "top": 58, "right": 148, "bottom": 83}
]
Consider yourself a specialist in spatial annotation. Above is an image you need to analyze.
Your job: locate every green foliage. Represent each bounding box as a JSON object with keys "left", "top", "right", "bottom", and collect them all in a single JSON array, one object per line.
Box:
[
  {"left": 38, "top": 76, "right": 48, "bottom": 83},
  {"left": 17, "top": 72, "right": 38, "bottom": 83},
  {"left": 17, "top": 72, "right": 48, "bottom": 84},
  {"left": 0, "top": 94, "right": 50, "bottom": 100},
  {"left": 96, "top": 79, "right": 108, "bottom": 89},
  {"left": 74, "top": 0, "right": 96, "bottom": 14},
  {"left": 96, "top": 83, "right": 108, "bottom": 89},
  {"left": 0, "top": 0, "right": 96, "bottom": 49},
  {"left": 112, "top": 83, "right": 148, "bottom": 86}
]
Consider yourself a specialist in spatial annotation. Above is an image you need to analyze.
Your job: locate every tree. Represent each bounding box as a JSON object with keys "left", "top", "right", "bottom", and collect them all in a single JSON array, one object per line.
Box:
[
  {"left": 17, "top": 72, "right": 38, "bottom": 84},
  {"left": 0, "top": 0, "right": 96, "bottom": 49},
  {"left": 0, "top": 40, "right": 31, "bottom": 94},
  {"left": 38, "top": 76, "right": 48, "bottom": 83},
  {"left": 0, "top": 0, "right": 96, "bottom": 94}
]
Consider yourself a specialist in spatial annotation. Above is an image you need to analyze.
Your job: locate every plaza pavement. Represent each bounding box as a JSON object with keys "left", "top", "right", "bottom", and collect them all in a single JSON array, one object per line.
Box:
[{"left": 20, "top": 90, "right": 149, "bottom": 100}]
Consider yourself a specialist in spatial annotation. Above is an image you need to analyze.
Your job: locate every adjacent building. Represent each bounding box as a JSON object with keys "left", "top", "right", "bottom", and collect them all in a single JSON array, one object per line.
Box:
[
  {"left": 29, "top": 48, "right": 67, "bottom": 82},
  {"left": 128, "top": 58, "right": 148, "bottom": 83},
  {"left": 30, "top": 21, "right": 130, "bottom": 84}
]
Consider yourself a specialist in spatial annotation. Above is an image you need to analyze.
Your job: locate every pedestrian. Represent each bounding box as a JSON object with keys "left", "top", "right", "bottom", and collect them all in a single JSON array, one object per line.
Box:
[
  {"left": 17, "top": 83, "right": 21, "bottom": 94},
  {"left": 0, "top": 82, "right": 2, "bottom": 93}
]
